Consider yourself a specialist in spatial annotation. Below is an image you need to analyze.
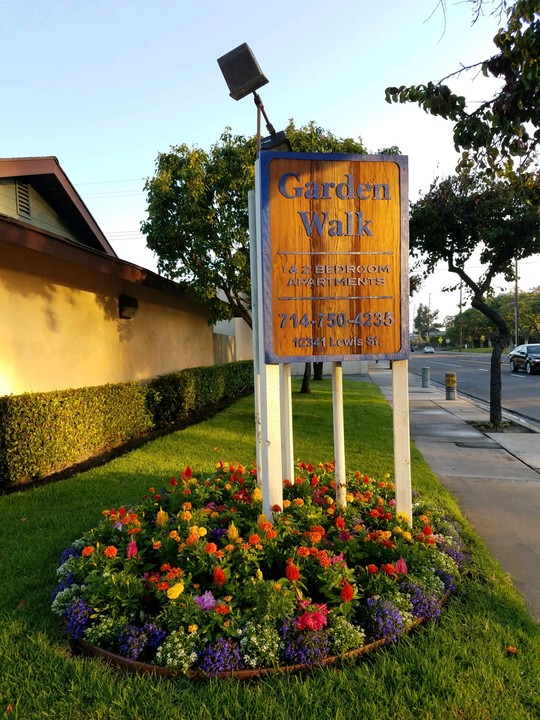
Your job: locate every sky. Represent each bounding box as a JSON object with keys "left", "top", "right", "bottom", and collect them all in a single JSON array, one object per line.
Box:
[{"left": 2, "top": 0, "right": 538, "bottom": 327}]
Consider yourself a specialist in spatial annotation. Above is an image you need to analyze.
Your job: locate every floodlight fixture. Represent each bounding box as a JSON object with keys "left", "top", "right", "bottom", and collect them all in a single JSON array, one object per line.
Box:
[
  {"left": 217, "top": 43, "right": 268, "bottom": 101},
  {"left": 217, "top": 43, "right": 290, "bottom": 152}
]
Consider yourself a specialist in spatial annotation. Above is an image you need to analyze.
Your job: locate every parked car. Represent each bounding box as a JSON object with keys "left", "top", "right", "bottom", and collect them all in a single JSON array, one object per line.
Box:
[
  {"left": 423, "top": 345, "right": 435, "bottom": 353},
  {"left": 508, "top": 343, "right": 540, "bottom": 374}
]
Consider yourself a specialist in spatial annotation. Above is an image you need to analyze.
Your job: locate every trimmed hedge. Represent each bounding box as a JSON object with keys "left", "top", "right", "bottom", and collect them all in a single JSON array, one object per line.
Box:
[{"left": 0, "top": 361, "right": 253, "bottom": 490}]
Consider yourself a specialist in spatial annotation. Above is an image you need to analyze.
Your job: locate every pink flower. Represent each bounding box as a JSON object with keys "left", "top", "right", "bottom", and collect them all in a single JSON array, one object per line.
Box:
[
  {"left": 395, "top": 557, "right": 408, "bottom": 574},
  {"left": 126, "top": 539, "right": 138, "bottom": 558},
  {"left": 297, "top": 608, "right": 328, "bottom": 631}
]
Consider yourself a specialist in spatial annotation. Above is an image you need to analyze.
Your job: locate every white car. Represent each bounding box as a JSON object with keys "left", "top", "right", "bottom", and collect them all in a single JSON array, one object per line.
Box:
[{"left": 423, "top": 346, "right": 435, "bottom": 353}]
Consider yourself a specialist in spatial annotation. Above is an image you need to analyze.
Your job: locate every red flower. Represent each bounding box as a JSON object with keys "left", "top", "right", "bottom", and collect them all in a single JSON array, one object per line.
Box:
[
  {"left": 422, "top": 524, "right": 433, "bottom": 536},
  {"left": 205, "top": 543, "right": 218, "bottom": 555},
  {"left": 335, "top": 515, "right": 346, "bottom": 530},
  {"left": 367, "top": 564, "right": 379, "bottom": 574},
  {"left": 213, "top": 566, "right": 227, "bottom": 587},
  {"left": 81, "top": 546, "right": 95, "bottom": 557},
  {"left": 170, "top": 477, "right": 178, "bottom": 487},
  {"left": 181, "top": 466, "right": 193, "bottom": 481},
  {"left": 340, "top": 582, "right": 354, "bottom": 603},
  {"left": 285, "top": 562, "right": 300, "bottom": 582},
  {"left": 381, "top": 563, "right": 396, "bottom": 576}
]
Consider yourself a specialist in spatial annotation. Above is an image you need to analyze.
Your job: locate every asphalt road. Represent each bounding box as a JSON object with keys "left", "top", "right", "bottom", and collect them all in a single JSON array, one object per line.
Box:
[{"left": 408, "top": 351, "right": 540, "bottom": 425}]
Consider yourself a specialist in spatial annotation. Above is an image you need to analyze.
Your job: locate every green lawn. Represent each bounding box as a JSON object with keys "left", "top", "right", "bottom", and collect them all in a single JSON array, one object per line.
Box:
[{"left": 1, "top": 378, "right": 538, "bottom": 720}]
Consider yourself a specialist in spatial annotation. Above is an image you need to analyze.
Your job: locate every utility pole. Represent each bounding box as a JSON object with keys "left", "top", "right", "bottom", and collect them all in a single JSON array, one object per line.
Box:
[
  {"left": 428, "top": 294, "right": 431, "bottom": 342},
  {"left": 459, "top": 282, "right": 463, "bottom": 352},
  {"left": 514, "top": 256, "right": 519, "bottom": 347}
]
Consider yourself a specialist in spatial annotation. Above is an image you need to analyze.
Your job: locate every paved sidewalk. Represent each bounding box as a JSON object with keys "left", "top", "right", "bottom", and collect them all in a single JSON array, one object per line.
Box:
[{"left": 367, "top": 364, "right": 540, "bottom": 624}]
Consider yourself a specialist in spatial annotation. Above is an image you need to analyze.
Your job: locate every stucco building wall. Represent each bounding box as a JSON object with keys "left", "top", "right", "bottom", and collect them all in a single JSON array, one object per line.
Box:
[{"left": 0, "top": 238, "right": 214, "bottom": 396}]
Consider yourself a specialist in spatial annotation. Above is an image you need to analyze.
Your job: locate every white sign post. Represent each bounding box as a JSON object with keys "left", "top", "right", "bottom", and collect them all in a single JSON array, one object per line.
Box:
[{"left": 252, "top": 152, "right": 412, "bottom": 523}]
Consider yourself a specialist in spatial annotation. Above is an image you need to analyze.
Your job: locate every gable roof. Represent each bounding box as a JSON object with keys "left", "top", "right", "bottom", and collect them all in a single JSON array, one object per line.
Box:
[
  {"left": 0, "top": 156, "right": 117, "bottom": 255},
  {"left": 0, "top": 156, "right": 207, "bottom": 307}
]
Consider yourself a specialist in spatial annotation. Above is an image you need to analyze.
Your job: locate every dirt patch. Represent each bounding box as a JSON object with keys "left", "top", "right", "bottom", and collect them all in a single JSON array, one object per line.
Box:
[{"left": 469, "top": 420, "right": 533, "bottom": 434}]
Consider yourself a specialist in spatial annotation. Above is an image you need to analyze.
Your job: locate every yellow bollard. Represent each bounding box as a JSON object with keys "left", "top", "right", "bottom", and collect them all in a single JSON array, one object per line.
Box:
[{"left": 445, "top": 372, "right": 457, "bottom": 400}]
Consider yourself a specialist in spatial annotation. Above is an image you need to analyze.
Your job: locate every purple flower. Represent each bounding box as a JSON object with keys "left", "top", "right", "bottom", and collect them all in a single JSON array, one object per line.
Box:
[
  {"left": 198, "top": 637, "right": 243, "bottom": 675},
  {"left": 194, "top": 591, "right": 216, "bottom": 611},
  {"left": 118, "top": 625, "right": 148, "bottom": 660},
  {"left": 117, "top": 623, "right": 166, "bottom": 661},
  {"left": 280, "top": 617, "right": 329, "bottom": 665},
  {"left": 64, "top": 598, "right": 92, "bottom": 640},
  {"left": 361, "top": 597, "right": 407, "bottom": 643},
  {"left": 401, "top": 581, "right": 441, "bottom": 620},
  {"left": 59, "top": 547, "right": 79, "bottom": 565}
]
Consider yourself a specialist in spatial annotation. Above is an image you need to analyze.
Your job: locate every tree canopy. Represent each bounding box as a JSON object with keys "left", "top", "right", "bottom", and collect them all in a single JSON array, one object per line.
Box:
[
  {"left": 385, "top": 0, "right": 540, "bottom": 172},
  {"left": 410, "top": 166, "right": 540, "bottom": 426},
  {"left": 141, "top": 121, "right": 367, "bottom": 328}
]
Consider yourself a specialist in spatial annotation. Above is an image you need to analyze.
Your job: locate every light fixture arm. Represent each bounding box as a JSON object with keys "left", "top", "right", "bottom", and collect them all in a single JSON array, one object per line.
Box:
[{"left": 253, "top": 91, "right": 276, "bottom": 151}]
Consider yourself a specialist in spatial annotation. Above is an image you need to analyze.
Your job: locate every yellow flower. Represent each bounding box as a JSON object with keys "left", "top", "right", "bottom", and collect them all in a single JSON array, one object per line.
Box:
[
  {"left": 198, "top": 527, "right": 207, "bottom": 538},
  {"left": 224, "top": 483, "right": 231, "bottom": 491},
  {"left": 166, "top": 582, "right": 184, "bottom": 599},
  {"left": 252, "top": 487, "right": 263, "bottom": 502},
  {"left": 402, "top": 531, "right": 412, "bottom": 542},
  {"left": 283, "top": 500, "right": 291, "bottom": 508},
  {"left": 393, "top": 526, "right": 403, "bottom": 535},
  {"left": 396, "top": 512, "right": 409, "bottom": 524},
  {"left": 256, "top": 568, "right": 263, "bottom": 581},
  {"left": 156, "top": 507, "right": 169, "bottom": 527},
  {"left": 227, "top": 522, "right": 240, "bottom": 541},
  {"left": 257, "top": 513, "right": 268, "bottom": 528},
  {"left": 188, "top": 624, "right": 198, "bottom": 634},
  {"left": 346, "top": 493, "right": 354, "bottom": 503},
  {"left": 325, "top": 496, "right": 334, "bottom": 506}
]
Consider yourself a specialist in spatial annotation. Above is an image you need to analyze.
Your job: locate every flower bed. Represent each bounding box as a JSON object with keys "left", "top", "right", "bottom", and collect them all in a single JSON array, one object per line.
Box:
[{"left": 52, "top": 462, "right": 468, "bottom": 677}]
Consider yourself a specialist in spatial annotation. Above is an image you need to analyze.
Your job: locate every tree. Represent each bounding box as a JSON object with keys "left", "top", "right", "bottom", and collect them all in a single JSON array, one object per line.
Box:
[
  {"left": 385, "top": 0, "right": 540, "bottom": 173},
  {"left": 414, "top": 303, "right": 443, "bottom": 339},
  {"left": 141, "top": 121, "right": 367, "bottom": 329},
  {"left": 409, "top": 167, "right": 540, "bottom": 428}
]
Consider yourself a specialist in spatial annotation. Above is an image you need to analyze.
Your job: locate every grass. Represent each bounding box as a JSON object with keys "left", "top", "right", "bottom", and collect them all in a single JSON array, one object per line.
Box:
[{"left": 1, "top": 378, "right": 538, "bottom": 720}]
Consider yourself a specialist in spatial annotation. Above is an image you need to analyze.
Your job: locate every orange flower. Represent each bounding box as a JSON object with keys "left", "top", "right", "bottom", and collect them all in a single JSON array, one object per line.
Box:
[
  {"left": 266, "top": 529, "right": 277, "bottom": 540},
  {"left": 293, "top": 498, "right": 304, "bottom": 507},
  {"left": 367, "top": 564, "right": 379, "bottom": 574},
  {"left": 381, "top": 563, "right": 396, "bottom": 576},
  {"left": 157, "top": 582, "right": 169, "bottom": 591},
  {"left": 213, "top": 566, "right": 227, "bottom": 587},
  {"left": 205, "top": 542, "right": 218, "bottom": 555},
  {"left": 285, "top": 561, "right": 300, "bottom": 582},
  {"left": 335, "top": 515, "right": 346, "bottom": 530},
  {"left": 248, "top": 533, "right": 261, "bottom": 546},
  {"left": 296, "top": 546, "right": 310, "bottom": 557},
  {"left": 81, "top": 546, "right": 95, "bottom": 557},
  {"left": 104, "top": 546, "right": 118, "bottom": 558},
  {"left": 214, "top": 603, "right": 230, "bottom": 615},
  {"left": 318, "top": 550, "right": 331, "bottom": 568},
  {"left": 340, "top": 582, "right": 354, "bottom": 603}
]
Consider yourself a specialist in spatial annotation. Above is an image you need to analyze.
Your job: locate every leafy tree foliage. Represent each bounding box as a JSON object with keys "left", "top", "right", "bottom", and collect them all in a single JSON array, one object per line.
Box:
[
  {"left": 385, "top": 0, "right": 540, "bottom": 171},
  {"left": 142, "top": 122, "right": 366, "bottom": 328},
  {"left": 410, "top": 167, "right": 540, "bottom": 427},
  {"left": 414, "top": 303, "right": 443, "bottom": 338}
]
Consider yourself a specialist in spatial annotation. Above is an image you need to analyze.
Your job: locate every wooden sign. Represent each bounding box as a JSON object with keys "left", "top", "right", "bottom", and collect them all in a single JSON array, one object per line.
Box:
[{"left": 259, "top": 152, "right": 409, "bottom": 363}]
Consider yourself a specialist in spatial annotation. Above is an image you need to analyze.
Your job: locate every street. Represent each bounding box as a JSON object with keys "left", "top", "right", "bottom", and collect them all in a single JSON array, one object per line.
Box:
[{"left": 408, "top": 351, "right": 540, "bottom": 425}]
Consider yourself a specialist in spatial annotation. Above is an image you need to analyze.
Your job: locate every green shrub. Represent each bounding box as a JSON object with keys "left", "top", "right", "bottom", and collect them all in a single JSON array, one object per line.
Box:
[
  {"left": 0, "top": 361, "right": 254, "bottom": 490},
  {"left": 0, "top": 383, "right": 152, "bottom": 488},
  {"left": 146, "top": 360, "right": 253, "bottom": 426}
]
